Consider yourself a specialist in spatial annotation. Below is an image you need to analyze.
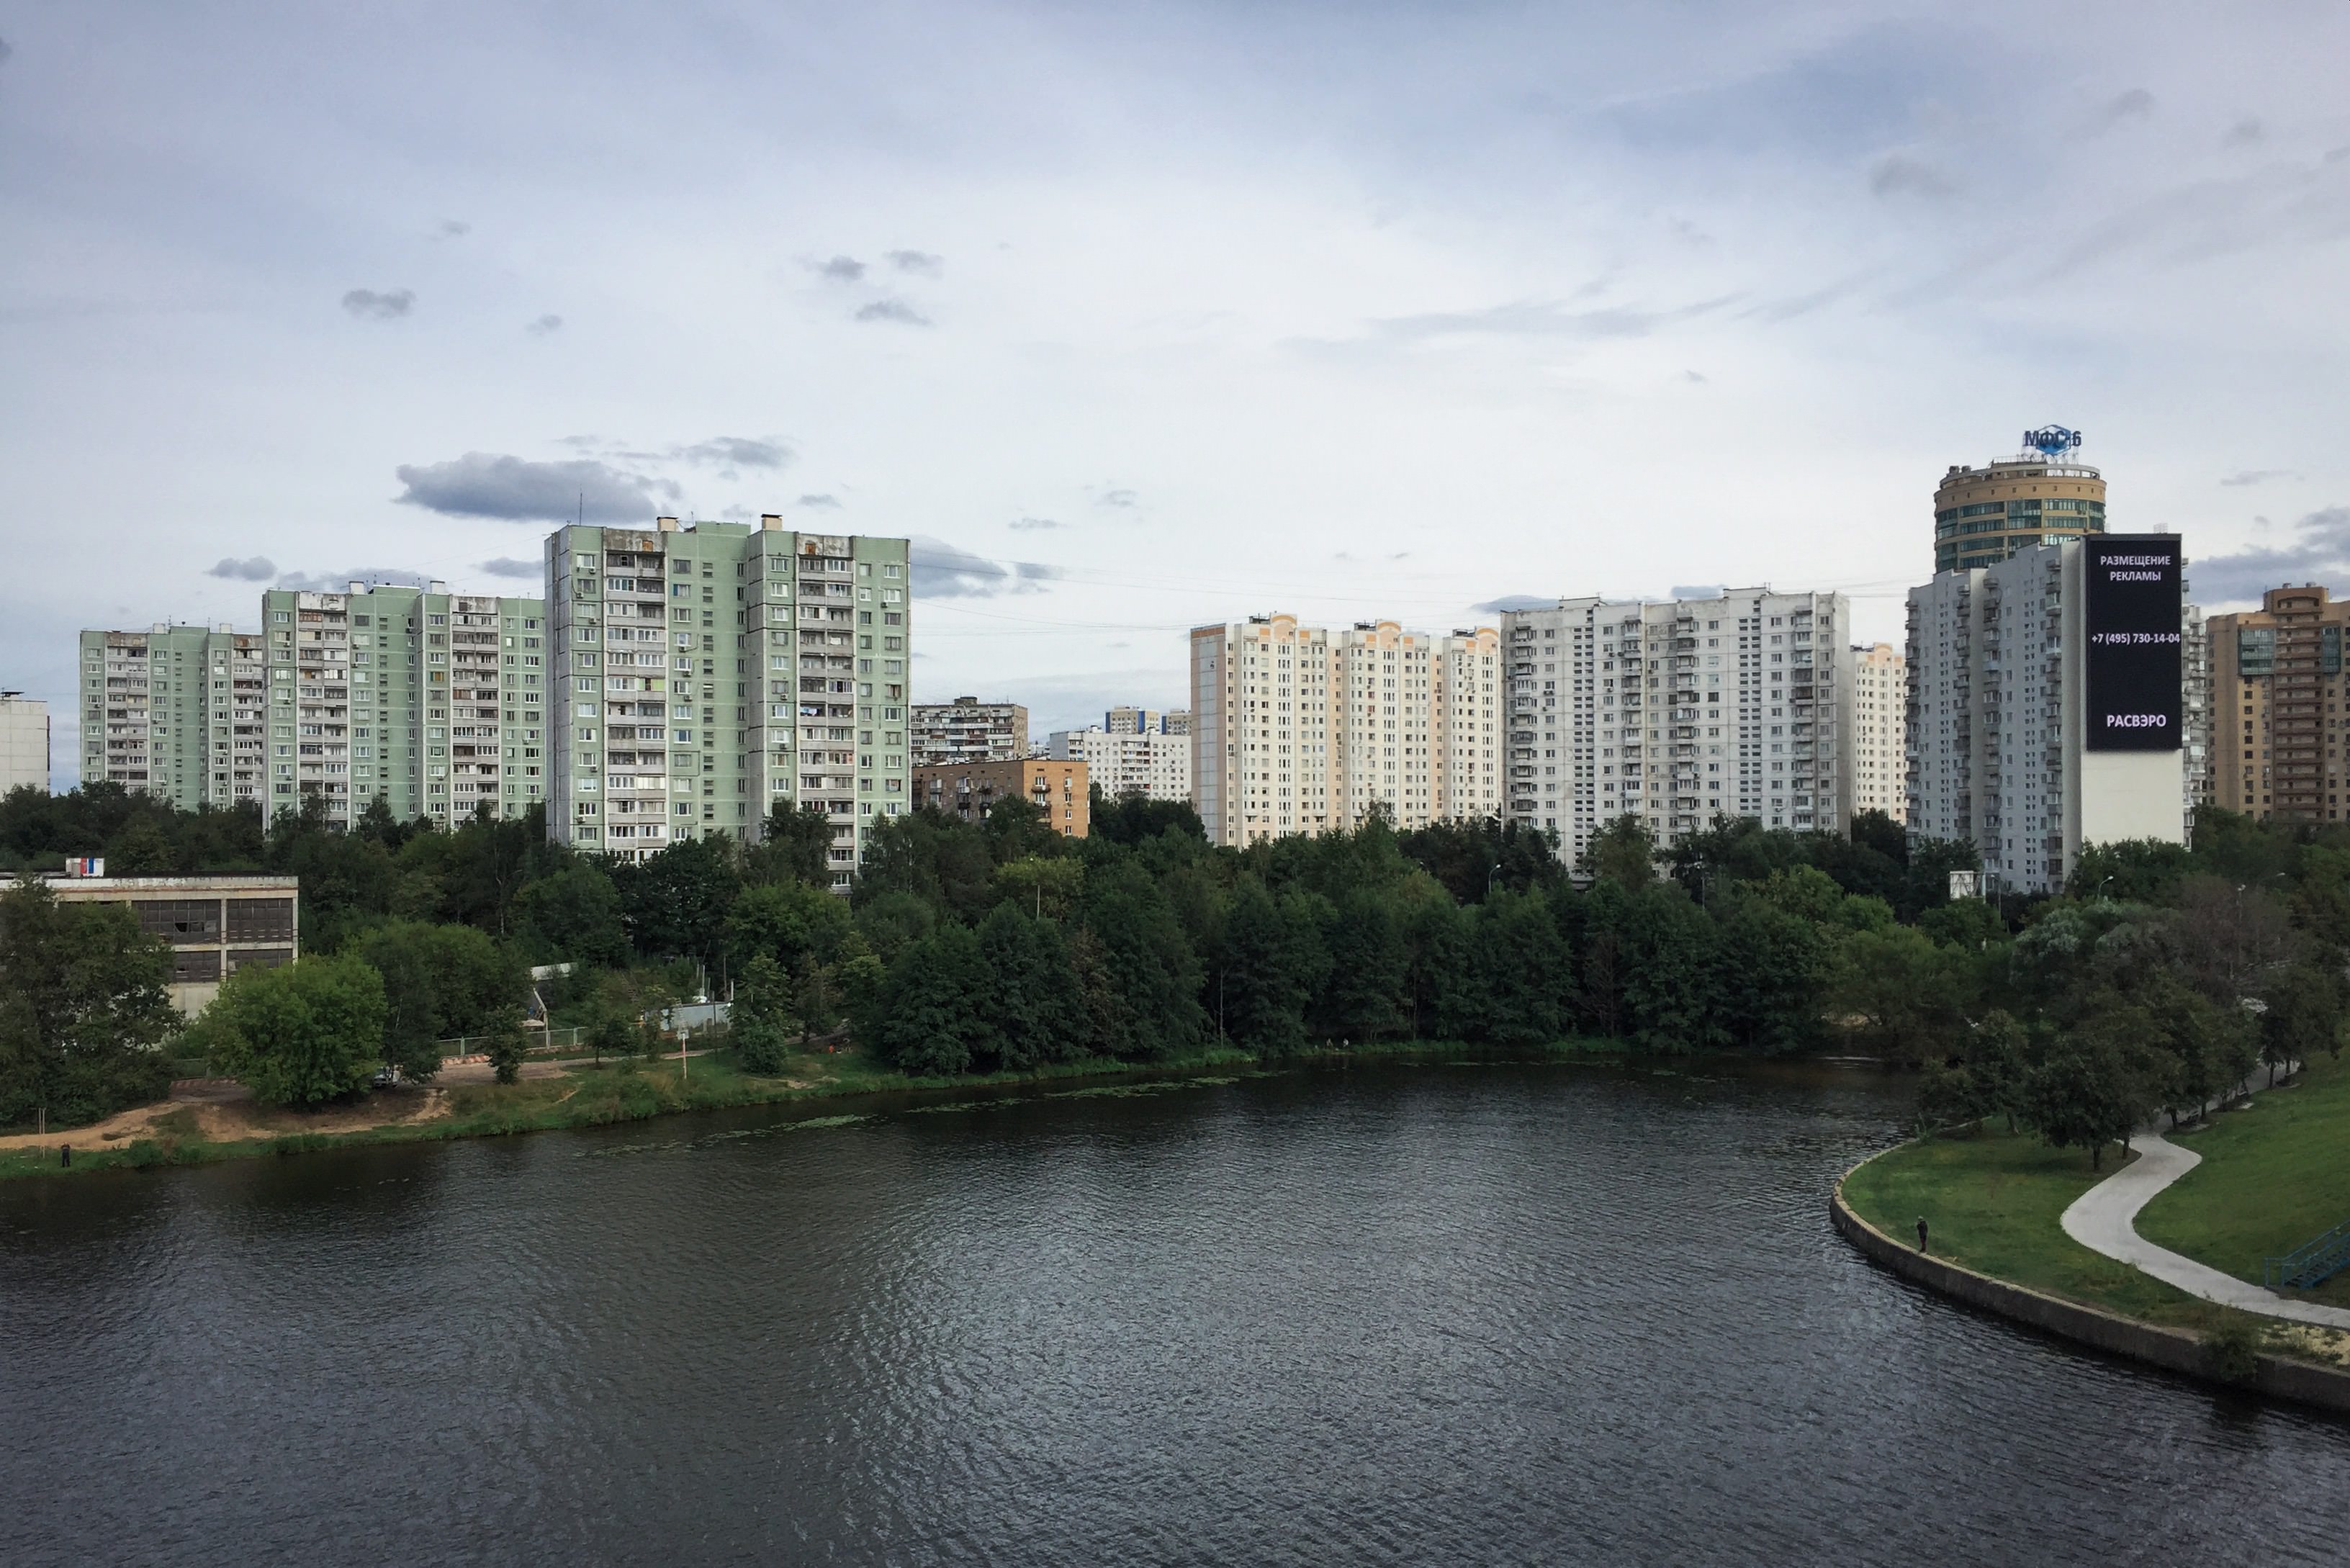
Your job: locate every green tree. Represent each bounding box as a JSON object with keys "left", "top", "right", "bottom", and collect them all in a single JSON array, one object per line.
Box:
[
  {"left": 0, "top": 878, "right": 179, "bottom": 1132},
  {"left": 612, "top": 834, "right": 741, "bottom": 970},
  {"left": 483, "top": 1005, "right": 530, "bottom": 1085},
  {"left": 2022, "top": 1036, "right": 2140, "bottom": 1170},
  {"left": 1317, "top": 891, "right": 1408, "bottom": 1042},
  {"left": 744, "top": 801, "right": 834, "bottom": 886},
  {"left": 513, "top": 862, "right": 629, "bottom": 966},
  {"left": 1577, "top": 814, "right": 1657, "bottom": 889},
  {"left": 104, "top": 813, "right": 177, "bottom": 875},
  {"left": 205, "top": 952, "right": 388, "bottom": 1107},
  {"left": 1216, "top": 878, "right": 1315, "bottom": 1053},
  {"left": 875, "top": 925, "right": 986, "bottom": 1076},
  {"left": 731, "top": 953, "right": 796, "bottom": 1074},
  {"left": 2258, "top": 958, "right": 2346, "bottom": 1082},
  {"left": 725, "top": 880, "right": 852, "bottom": 978},
  {"left": 359, "top": 920, "right": 527, "bottom": 1083},
  {"left": 1832, "top": 924, "right": 1971, "bottom": 1066}
]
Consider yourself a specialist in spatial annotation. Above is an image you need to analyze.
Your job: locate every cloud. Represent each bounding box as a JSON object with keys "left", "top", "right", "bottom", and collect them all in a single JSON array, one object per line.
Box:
[
  {"left": 817, "top": 256, "right": 865, "bottom": 282},
  {"left": 1684, "top": 369, "right": 1709, "bottom": 384},
  {"left": 1364, "top": 295, "right": 1738, "bottom": 344},
  {"left": 1671, "top": 584, "right": 1727, "bottom": 600},
  {"left": 1472, "top": 594, "right": 1555, "bottom": 614},
  {"left": 1868, "top": 154, "right": 1958, "bottom": 200},
  {"left": 526, "top": 313, "right": 563, "bottom": 335},
  {"left": 911, "top": 536, "right": 1062, "bottom": 598},
  {"left": 434, "top": 220, "right": 470, "bottom": 240},
  {"left": 676, "top": 436, "right": 790, "bottom": 469},
  {"left": 477, "top": 557, "right": 541, "bottom": 580},
  {"left": 1009, "top": 516, "right": 1063, "bottom": 531},
  {"left": 276, "top": 567, "right": 433, "bottom": 592},
  {"left": 392, "top": 452, "right": 679, "bottom": 523},
  {"left": 886, "top": 249, "right": 943, "bottom": 276},
  {"left": 342, "top": 288, "right": 415, "bottom": 320},
  {"left": 1098, "top": 487, "right": 1138, "bottom": 508},
  {"left": 207, "top": 556, "right": 276, "bottom": 581},
  {"left": 796, "top": 493, "right": 840, "bottom": 509},
  {"left": 2089, "top": 88, "right": 2156, "bottom": 132},
  {"left": 2190, "top": 507, "right": 2350, "bottom": 603},
  {"left": 2223, "top": 117, "right": 2265, "bottom": 149},
  {"left": 2221, "top": 469, "right": 2299, "bottom": 487},
  {"left": 1, "top": 37, "right": 15, "bottom": 68},
  {"left": 854, "top": 298, "right": 931, "bottom": 326}
]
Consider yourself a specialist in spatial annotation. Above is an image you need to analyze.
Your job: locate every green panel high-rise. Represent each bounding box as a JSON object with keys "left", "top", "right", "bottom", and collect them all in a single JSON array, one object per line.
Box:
[{"left": 544, "top": 515, "right": 912, "bottom": 888}]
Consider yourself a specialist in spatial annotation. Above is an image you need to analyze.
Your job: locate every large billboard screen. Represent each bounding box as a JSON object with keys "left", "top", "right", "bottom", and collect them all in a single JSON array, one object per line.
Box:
[{"left": 2083, "top": 535, "right": 2183, "bottom": 752}]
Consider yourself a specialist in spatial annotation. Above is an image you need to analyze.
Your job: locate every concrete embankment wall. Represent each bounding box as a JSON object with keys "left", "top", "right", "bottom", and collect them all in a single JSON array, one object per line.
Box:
[{"left": 1830, "top": 1173, "right": 2350, "bottom": 1418}]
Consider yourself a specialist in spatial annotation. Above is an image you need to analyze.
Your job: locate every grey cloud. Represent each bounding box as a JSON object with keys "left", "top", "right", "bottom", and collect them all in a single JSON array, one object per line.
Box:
[
  {"left": 1098, "top": 488, "right": 1138, "bottom": 508},
  {"left": 1684, "top": 369, "right": 1709, "bottom": 384},
  {"left": 1869, "top": 154, "right": 1958, "bottom": 200},
  {"left": 677, "top": 436, "right": 791, "bottom": 469},
  {"left": 2222, "top": 469, "right": 2299, "bottom": 487},
  {"left": 342, "top": 287, "right": 415, "bottom": 320},
  {"left": 1472, "top": 595, "right": 1554, "bottom": 614},
  {"left": 276, "top": 567, "right": 432, "bottom": 592},
  {"left": 854, "top": 298, "right": 931, "bottom": 326},
  {"left": 2092, "top": 89, "right": 2156, "bottom": 130},
  {"left": 435, "top": 220, "right": 470, "bottom": 240},
  {"left": 818, "top": 256, "right": 865, "bottom": 282},
  {"left": 2190, "top": 507, "right": 2350, "bottom": 603},
  {"left": 393, "top": 452, "right": 679, "bottom": 523},
  {"left": 1368, "top": 295, "right": 1737, "bottom": 343},
  {"left": 2224, "top": 117, "right": 2266, "bottom": 149},
  {"left": 207, "top": 556, "right": 276, "bottom": 581},
  {"left": 1, "top": 37, "right": 14, "bottom": 68},
  {"left": 796, "top": 493, "right": 841, "bottom": 508},
  {"left": 1672, "top": 585, "right": 1727, "bottom": 600},
  {"left": 1009, "top": 516, "right": 1063, "bottom": 531},
  {"left": 526, "top": 313, "right": 563, "bottom": 335},
  {"left": 886, "top": 249, "right": 943, "bottom": 276},
  {"left": 911, "top": 536, "right": 1061, "bottom": 598},
  {"left": 477, "top": 557, "right": 541, "bottom": 580}
]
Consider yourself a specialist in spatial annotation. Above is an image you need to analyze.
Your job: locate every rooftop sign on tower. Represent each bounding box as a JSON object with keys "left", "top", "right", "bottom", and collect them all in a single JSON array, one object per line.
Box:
[{"left": 2022, "top": 425, "right": 2084, "bottom": 459}]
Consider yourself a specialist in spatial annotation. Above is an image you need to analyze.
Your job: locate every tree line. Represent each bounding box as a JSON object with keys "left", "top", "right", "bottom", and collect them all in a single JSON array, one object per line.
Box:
[{"left": 4, "top": 778, "right": 2346, "bottom": 1166}]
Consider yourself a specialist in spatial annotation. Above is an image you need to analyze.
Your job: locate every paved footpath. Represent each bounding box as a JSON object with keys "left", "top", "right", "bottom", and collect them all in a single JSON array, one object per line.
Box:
[{"left": 2060, "top": 1114, "right": 2350, "bottom": 1330}]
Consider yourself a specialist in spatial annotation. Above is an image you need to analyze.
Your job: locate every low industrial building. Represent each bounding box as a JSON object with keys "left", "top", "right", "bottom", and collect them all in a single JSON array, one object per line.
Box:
[{"left": 42, "top": 873, "right": 300, "bottom": 1014}]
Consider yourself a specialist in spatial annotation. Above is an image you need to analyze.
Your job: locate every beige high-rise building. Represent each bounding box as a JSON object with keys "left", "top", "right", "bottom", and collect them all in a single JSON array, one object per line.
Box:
[
  {"left": 1933, "top": 431, "right": 2107, "bottom": 576},
  {"left": 1848, "top": 642, "right": 1906, "bottom": 821},
  {"left": 2207, "top": 585, "right": 2350, "bottom": 824},
  {"left": 1189, "top": 613, "right": 1498, "bottom": 847}
]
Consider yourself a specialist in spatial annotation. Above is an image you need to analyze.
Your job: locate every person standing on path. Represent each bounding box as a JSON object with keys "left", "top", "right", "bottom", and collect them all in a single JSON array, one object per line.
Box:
[{"left": 1915, "top": 1216, "right": 1928, "bottom": 1255}]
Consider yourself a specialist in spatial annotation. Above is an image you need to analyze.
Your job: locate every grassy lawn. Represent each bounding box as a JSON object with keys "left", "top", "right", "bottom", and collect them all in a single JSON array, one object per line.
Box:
[
  {"left": 1841, "top": 1128, "right": 2228, "bottom": 1330},
  {"left": 2139, "top": 1053, "right": 2350, "bottom": 1307}
]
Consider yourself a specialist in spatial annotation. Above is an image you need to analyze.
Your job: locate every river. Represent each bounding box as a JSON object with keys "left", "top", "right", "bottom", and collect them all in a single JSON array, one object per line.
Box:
[{"left": 4, "top": 1059, "right": 2346, "bottom": 1566}]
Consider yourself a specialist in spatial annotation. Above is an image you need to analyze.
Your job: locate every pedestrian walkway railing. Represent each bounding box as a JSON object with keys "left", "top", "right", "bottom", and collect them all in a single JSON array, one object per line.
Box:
[{"left": 2264, "top": 1222, "right": 2350, "bottom": 1290}]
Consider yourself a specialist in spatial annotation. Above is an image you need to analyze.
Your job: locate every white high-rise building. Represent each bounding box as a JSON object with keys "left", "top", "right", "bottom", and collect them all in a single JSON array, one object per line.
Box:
[
  {"left": 1906, "top": 535, "right": 2189, "bottom": 896},
  {"left": 0, "top": 692, "right": 50, "bottom": 796},
  {"left": 1048, "top": 710, "right": 1193, "bottom": 801},
  {"left": 1848, "top": 642, "right": 1906, "bottom": 821},
  {"left": 1500, "top": 589, "right": 1853, "bottom": 863},
  {"left": 1189, "top": 613, "right": 1500, "bottom": 847}
]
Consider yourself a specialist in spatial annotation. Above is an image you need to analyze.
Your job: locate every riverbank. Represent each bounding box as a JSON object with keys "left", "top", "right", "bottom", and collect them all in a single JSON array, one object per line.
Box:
[
  {"left": 0, "top": 1035, "right": 1637, "bottom": 1181},
  {"left": 1837, "top": 1081, "right": 2350, "bottom": 1408}
]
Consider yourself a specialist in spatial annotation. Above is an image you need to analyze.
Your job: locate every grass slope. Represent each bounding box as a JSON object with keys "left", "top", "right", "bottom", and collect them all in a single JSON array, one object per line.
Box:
[
  {"left": 1841, "top": 1127, "right": 2225, "bottom": 1328},
  {"left": 2138, "top": 1053, "right": 2350, "bottom": 1307}
]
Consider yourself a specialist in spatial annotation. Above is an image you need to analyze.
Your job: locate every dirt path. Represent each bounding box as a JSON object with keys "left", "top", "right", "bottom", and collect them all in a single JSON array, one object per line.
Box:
[{"left": 0, "top": 1081, "right": 460, "bottom": 1152}]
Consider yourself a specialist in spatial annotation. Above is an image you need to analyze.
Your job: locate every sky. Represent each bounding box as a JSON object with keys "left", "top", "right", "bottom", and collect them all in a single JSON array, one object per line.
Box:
[{"left": 5, "top": 1, "right": 2349, "bottom": 785}]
